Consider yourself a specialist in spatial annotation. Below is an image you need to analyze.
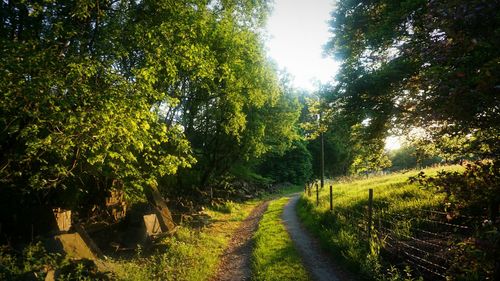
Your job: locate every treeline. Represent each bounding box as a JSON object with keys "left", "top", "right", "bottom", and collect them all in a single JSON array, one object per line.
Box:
[{"left": 0, "top": 0, "right": 315, "bottom": 234}]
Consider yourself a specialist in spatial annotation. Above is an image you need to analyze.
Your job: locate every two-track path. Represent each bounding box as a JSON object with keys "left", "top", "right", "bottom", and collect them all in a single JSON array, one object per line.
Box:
[{"left": 212, "top": 194, "right": 356, "bottom": 281}]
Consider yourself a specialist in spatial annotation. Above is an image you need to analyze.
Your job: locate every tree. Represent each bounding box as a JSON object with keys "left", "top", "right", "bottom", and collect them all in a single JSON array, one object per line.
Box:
[
  {"left": 0, "top": 1, "right": 198, "bottom": 208},
  {"left": 325, "top": 0, "right": 500, "bottom": 157}
]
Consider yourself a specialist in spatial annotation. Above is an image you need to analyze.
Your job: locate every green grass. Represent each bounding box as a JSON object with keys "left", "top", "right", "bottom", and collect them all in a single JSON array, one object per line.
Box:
[
  {"left": 111, "top": 200, "right": 260, "bottom": 281},
  {"left": 111, "top": 185, "right": 305, "bottom": 281},
  {"left": 252, "top": 197, "right": 310, "bottom": 281},
  {"left": 297, "top": 166, "right": 462, "bottom": 281}
]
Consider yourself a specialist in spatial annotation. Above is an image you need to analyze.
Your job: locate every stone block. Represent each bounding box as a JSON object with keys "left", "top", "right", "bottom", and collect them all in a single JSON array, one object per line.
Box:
[
  {"left": 52, "top": 208, "right": 71, "bottom": 232},
  {"left": 143, "top": 214, "right": 162, "bottom": 236}
]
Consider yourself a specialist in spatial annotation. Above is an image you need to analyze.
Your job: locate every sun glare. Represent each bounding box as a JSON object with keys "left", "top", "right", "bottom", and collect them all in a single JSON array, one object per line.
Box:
[{"left": 384, "top": 136, "right": 402, "bottom": 151}]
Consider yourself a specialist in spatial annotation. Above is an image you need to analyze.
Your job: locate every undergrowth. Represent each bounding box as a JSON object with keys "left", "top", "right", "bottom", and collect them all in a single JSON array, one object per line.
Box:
[
  {"left": 111, "top": 200, "right": 258, "bottom": 281},
  {"left": 0, "top": 242, "right": 108, "bottom": 280}
]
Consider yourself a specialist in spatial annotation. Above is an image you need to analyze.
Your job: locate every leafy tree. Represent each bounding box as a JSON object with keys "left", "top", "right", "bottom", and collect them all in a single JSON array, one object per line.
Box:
[
  {"left": 301, "top": 87, "right": 390, "bottom": 176},
  {"left": 258, "top": 141, "right": 313, "bottom": 185},
  {"left": 0, "top": 0, "right": 197, "bottom": 209},
  {"left": 145, "top": 2, "right": 302, "bottom": 198},
  {"left": 325, "top": 0, "right": 500, "bottom": 157},
  {"left": 0, "top": 0, "right": 292, "bottom": 213}
]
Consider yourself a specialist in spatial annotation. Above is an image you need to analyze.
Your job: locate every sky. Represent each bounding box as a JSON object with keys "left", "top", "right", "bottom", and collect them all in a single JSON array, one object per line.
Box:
[
  {"left": 265, "top": 1, "right": 402, "bottom": 150},
  {"left": 265, "top": 0, "right": 339, "bottom": 91}
]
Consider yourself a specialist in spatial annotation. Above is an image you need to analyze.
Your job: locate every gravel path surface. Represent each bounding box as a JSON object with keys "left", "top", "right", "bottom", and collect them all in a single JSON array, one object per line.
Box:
[
  {"left": 283, "top": 194, "right": 358, "bottom": 281},
  {"left": 211, "top": 201, "right": 270, "bottom": 281}
]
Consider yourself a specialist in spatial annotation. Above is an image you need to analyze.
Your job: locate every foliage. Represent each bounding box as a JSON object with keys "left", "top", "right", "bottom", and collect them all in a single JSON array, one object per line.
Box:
[
  {"left": 0, "top": 0, "right": 201, "bottom": 209},
  {"left": 210, "top": 200, "right": 239, "bottom": 214},
  {"left": 409, "top": 160, "right": 500, "bottom": 279},
  {"left": 300, "top": 88, "right": 390, "bottom": 176},
  {"left": 409, "top": 160, "right": 500, "bottom": 218},
  {"left": 0, "top": 0, "right": 302, "bottom": 217},
  {"left": 0, "top": 242, "right": 108, "bottom": 280},
  {"left": 147, "top": 1, "right": 302, "bottom": 200},
  {"left": 388, "top": 146, "right": 441, "bottom": 172},
  {"left": 258, "top": 141, "right": 313, "bottom": 185},
  {"left": 252, "top": 198, "right": 310, "bottom": 281},
  {"left": 325, "top": 0, "right": 500, "bottom": 157}
]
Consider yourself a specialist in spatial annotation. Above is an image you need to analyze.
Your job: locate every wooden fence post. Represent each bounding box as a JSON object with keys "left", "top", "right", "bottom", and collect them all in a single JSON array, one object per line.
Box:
[
  {"left": 367, "top": 188, "right": 373, "bottom": 238},
  {"left": 329, "top": 185, "right": 333, "bottom": 211},
  {"left": 316, "top": 183, "right": 319, "bottom": 206}
]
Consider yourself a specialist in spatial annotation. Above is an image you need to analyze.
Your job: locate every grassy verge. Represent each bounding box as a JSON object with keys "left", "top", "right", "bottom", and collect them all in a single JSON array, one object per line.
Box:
[
  {"left": 297, "top": 166, "right": 462, "bottom": 281},
  {"left": 252, "top": 197, "right": 309, "bottom": 281},
  {"left": 110, "top": 200, "right": 259, "bottom": 281}
]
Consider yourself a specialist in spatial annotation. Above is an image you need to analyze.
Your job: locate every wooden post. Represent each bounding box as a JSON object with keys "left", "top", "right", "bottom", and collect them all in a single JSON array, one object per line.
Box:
[
  {"left": 329, "top": 185, "right": 333, "bottom": 211},
  {"left": 367, "top": 189, "right": 373, "bottom": 238},
  {"left": 316, "top": 183, "right": 319, "bottom": 206}
]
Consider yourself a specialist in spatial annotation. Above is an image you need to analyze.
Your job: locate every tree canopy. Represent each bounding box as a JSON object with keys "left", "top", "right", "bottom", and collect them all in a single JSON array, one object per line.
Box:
[
  {"left": 325, "top": 0, "right": 500, "bottom": 160},
  {"left": 0, "top": 0, "right": 302, "bottom": 209}
]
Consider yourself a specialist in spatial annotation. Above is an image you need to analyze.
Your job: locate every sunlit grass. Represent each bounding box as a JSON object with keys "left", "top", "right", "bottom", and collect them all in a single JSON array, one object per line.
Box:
[
  {"left": 111, "top": 185, "right": 305, "bottom": 281},
  {"left": 111, "top": 201, "right": 259, "bottom": 281},
  {"left": 297, "top": 165, "right": 461, "bottom": 280},
  {"left": 252, "top": 197, "right": 310, "bottom": 281}
]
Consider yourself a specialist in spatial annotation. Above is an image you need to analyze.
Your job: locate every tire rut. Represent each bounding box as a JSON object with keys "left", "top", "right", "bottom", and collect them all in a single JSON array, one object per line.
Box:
[
  {"left": 211, "top": 201, "right": 270, "bottom": 281},
  {"left": 282, "top": 194, "right": 358, "bottom": 281}
]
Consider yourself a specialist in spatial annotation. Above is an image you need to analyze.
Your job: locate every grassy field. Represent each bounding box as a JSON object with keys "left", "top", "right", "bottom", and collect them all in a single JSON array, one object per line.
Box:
[
  {"left": 297, "top": 166, "right": 464, "bottom": 281},
  {"left": 252, "top": 197, "right": 310, "bottom": 281}
]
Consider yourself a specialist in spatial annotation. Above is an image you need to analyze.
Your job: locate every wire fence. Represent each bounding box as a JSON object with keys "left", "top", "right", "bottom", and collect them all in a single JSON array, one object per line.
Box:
[{"left": 304, "top": 184, "right": 496, "bottom": 280}]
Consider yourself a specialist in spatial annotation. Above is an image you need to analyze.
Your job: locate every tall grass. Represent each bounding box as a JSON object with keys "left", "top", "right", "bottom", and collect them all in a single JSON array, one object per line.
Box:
[{"left": 297, "top": 166, "right": 462, "bottom": 281}]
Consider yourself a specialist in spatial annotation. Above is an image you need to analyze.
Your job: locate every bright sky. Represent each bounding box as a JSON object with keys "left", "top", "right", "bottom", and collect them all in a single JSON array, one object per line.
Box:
[
  {"left": 385, "top": 136, "right": 402, "bottom": 151},
  {"left": 265, "top": 0, "right": 339, "bottom": 91}
]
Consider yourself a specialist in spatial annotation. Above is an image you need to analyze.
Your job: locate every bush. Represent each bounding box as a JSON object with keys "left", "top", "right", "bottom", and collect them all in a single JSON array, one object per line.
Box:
[{"left": 409, "top": 160, "right": 500, "bottom": 279}]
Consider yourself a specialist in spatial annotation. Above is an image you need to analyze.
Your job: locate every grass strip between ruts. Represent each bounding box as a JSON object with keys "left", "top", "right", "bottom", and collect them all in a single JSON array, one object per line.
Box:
[{"left": 252, "top": 197, "right": 310, "bottom": 281}]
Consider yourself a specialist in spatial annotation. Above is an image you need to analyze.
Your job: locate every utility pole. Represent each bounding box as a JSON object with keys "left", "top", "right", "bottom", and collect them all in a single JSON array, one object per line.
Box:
[
  {"left": 320, "top": 108, "right": 324, "bottom": 190},
  {"left": 321, "top": 130, "right": 324, "bottom": 189}
]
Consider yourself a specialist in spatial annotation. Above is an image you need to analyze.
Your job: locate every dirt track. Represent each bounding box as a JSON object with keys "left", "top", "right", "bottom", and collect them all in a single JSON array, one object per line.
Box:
[
  {"left": 210, "top": 201, "right": 269, "bottom": 281},
  {"left": 282, "top": 194, "right": 358, "bottom": 281}
]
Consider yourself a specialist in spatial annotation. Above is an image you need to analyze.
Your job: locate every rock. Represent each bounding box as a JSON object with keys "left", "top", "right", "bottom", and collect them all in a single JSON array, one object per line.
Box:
[
  {"left": 144, "top": 186, "right": 176, "bottom": 233},
  {"left": 47, "top": 224, "right": 103, "bottom": 260},
  {"left": 51, "top": 232, "right": 97, "bottom": 260},
  {"left": 52, "top": 208, "right": 71, "bottom": 232},
  {"left": 143, "top": 214, "right": 162, "bottom": 236}
]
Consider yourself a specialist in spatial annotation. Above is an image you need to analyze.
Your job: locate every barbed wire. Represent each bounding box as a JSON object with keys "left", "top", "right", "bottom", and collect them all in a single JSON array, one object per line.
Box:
[
  {"left": 406, "top": 258, "right": 447, "bottom": 279},
  {"left": 379, "top": 225, "right": 446, "bottom": 250}
]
